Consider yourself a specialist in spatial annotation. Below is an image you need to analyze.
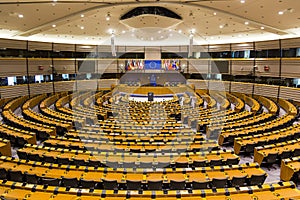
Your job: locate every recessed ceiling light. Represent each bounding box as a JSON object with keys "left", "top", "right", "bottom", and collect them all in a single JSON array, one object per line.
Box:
[
  {"left": 52, "top": 24, "right": 56, "bottom": 27},
  {"left": 18, "top": 14, "right": 24, "bottom": 18},
  {"left": 261, "top": 26, "right": 265, "bottom": 29},
  {"left": 53, "top": 0, "right": 57, "bottom": 2},
  {"left": 178, "top": 30, "right": 182, "bottom": 33},
  {"left": 213, "top": 12, "right": 217, "bottom": 15},
  {"left": 150, "top": 37, "right": 154, "bottom": 41},
  {"left": 122, "top": 30, "right": 126, "bottom": 34},
  {"left": 244, "top": 21, "right": 249, "bottom": 25},
  {"left": 80, "top": 14, "right": 85, "bottom": 18},
  {"left": 191, "top": 28, "right": 196, "bottom": 33},
  {"left": 278, "top": 11, "right": 284, "bottom": 15},
  {"left": 108, "top": 29, "right": 114, "bottom": 34},
  {"left": 106, "top": 13, "right": 111, "bottom": 21},
  {"left": 240, "top": 0, "right": 245, "bottom": 3},
  {"left": 80, "top": 26, "right": 84, "bottom": 30},
  {"left": 219, "top": 25, "right": 224, "bottom": 28}
]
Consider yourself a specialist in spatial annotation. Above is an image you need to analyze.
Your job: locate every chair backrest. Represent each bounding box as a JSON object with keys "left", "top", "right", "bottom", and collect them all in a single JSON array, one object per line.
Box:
[
  {"left": 17, "top": 151, "right": 27, "bottom": 160},
  {"left": 62, "top": 177, "right": 78, "bottom": 187},
  {"left": 57, "top": 157, "right": 70, "bottom": 165},
  {"left": 25, "top": 173, "right": 39, "bottom": 184},
  {"left": 170, "top": 180, "right": 185, "bottom": 190},
  {"left": 193, "top": 160, "right": 206, "bottom": 167},
  {"left": 8, "top": 170, "right": 23, "bottom": 182},
  {"left": 80, "top": 179, "right": 95, "bottom": 189},
  {"left": 126, "top": 180, "right": 142, "bottom": 190},
  {"left": 210, "top": 159, "right": 223, "bottom": 166},
  {"left": 249, "top": 174, "right": 266, "bottom": 186},
  {"left": 0, "top": 168, "right": 7, "bottom": 179},
  {"left": 226, "top": 157, "right": 239, "bottom": 165},
  {"left": 147, "top": 180, "right": 163, "bottom": 190},
  {"left": 211, "top": 178, "right": 228, "bottom": 188},
  {"left": 192, "top": 180, "right": 209, "bottom": 189},
  {"left": 73, "top": 158, "right": 86, "bottom": 166},
  {"left": 231, "top": 175, "right": 247, "bottom": 187},
  {"left": 102, "top": 179, "right": 118, "bottom": 190},
  {"left": 43, "top": 155, "right": 55, "bottom": 163},
  {"left": 41, "top": 178, "right": 60, "bottom": 186}
]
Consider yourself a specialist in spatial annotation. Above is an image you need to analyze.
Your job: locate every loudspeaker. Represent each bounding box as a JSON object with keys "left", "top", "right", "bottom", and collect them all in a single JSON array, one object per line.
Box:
[{"left": 148, "top": 92, "right": 154, "bottom": 101}]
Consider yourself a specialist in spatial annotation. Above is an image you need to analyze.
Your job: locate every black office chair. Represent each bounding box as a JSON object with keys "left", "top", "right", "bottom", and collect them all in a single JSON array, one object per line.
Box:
[
  {"left": 88, "top": 159, "right": 102, "bottom": 168},
  {"left": 25, "top": 173, "right": 39, "bottom": 184},
  {"left": 226, "top": 157, "right": 239, "bottom": 165},
  {"left": 245, "top": 143, "right": 255, "bottom": 153},
  {"left": 80, "top": 179, "right": 95, "bottom": 189},
  {"left": 16, "top": 137, "right": 27, "bottom": 147},
  {"left": 175, "top": 161, "right": 189, "bottom": 168},
  {"left": 43, "top": 155, "right": 55, "bottom": 163},
  {"left": 139, "top": 161, "right": 153, "bottom": 169},
  {"left": 147, "top": 180, "right": 163, "bottom": 190},
  {"left": 279, "top": 150, "right": 291, "bottom": 160},
  {"left": 193, "top": 160, "right": 206, "bottom": 167},
  {"left": 126, "top": 180, "right": 142, "bottom": 190},
  {"left": 57, "top": 157, "right": 70, "bottom": 165},
  {"left": 248, "top": 174, "right": 267, "bottom": 186},
  {"left": 8, "top": 170, "right": 23, "bottom": 182},
  {"left": 73, "top": 158, "right": 86, "bottom": 167},
  {"left": 211, "top": 177, "right": 228, "bottom": 188},
  {"left": 210, "top": 159, "right": 223, "bottom": 166},
  {"left": 293, "top": 149, "right": 300, "bottom": 157},
  {"left": 17, "top": 151, "right": 27, "bottom": 160},
  {"left": 62, "top": 177, "right": 78, "bottom": 188},
  {"left": 123, "top": 161, "right": 136, "bottom": 169},
  {"left": 192, "top": 179, "right": 210, "bottom": 189},
  {"left": 230, "top": 175, "right": 247, "bottom": 187},
  {"left": 102, "top": 179, "right": 118, "bottom": 190},
  {"left": 27, "top": 153, "right": 41, "bottom": 162},
  {"left": 265, "top": 152, "right": 278, "bottom": 164},
  {"left": 41, "top": 178, "right": 60, "bottom": 186},
  {"left": 0, "top": 168, "right": 7, "bottom": 179},
  {"left": 169, "top": 180, "right": 186, "bottom": 190}
]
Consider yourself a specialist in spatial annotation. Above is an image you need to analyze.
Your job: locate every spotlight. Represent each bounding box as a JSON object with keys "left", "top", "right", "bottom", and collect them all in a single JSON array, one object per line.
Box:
[{"left": 106, "top": 13, "right": 111, "bottom": 21}]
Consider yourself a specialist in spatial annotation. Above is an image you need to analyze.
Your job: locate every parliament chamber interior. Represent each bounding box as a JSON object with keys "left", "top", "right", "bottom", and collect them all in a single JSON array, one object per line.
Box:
[{"left": 1, "top": 0, "right": 300, "bottom": 199}]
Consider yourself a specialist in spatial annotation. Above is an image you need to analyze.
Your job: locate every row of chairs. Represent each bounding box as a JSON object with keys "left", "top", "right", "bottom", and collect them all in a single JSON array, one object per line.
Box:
[
  {"left": 0, "top": 180, "right": 299, "bottom": 200},
  {"left": 254, "top": 138, "right": 300, "bottom": 165},
  {"left": 234, "top": 122, "right": 300, "bottom": 154},
  {"left": 17, "top": 144, "right": 239, "bottom": 168},
  {"left": 0, "top": 168, "right": 267, "bottom": 190},
  {"left": 218, "top": 112, "right": 295, "bottom": 145}
]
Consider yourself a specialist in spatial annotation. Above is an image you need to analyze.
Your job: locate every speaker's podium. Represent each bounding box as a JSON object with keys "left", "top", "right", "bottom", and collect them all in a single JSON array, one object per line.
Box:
[{"left": 148, "top": 92, "right": 154, "bottom": 101}]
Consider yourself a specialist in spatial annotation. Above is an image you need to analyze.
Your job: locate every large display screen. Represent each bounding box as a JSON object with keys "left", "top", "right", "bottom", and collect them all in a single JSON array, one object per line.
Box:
[{"left": 144, "top": 60, "right": 161, "bottom": 70}]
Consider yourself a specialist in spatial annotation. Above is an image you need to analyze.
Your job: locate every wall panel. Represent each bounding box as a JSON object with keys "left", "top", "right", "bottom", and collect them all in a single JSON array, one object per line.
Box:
[
  {"left": 0, "top": 59, "right": 26, "bottom": 77},
  {"left": 253, "top": 84, "right": 279, "bottom": 98},
  {"left": 231, "top": 82, "right": 253, "bottom": 94}
]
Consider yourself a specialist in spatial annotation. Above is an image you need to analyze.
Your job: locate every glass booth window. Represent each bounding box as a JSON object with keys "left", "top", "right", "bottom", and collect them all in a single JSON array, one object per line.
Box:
[
  {"left": 35, "top": 75, "right": 44, "bottom": 83},
  {"left": 7, "top": 77, "right": 16, "bottom": 86}
]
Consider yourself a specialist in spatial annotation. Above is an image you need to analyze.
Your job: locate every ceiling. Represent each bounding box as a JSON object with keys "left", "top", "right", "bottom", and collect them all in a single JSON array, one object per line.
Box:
[{"left": 0, "top": 0, "right": 299, "bottom": 46}]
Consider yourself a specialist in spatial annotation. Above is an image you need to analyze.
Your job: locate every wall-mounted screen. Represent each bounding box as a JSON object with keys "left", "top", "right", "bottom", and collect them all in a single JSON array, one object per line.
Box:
[{"left": 144, "top": 60, "right": 161, "bottom": 70}]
